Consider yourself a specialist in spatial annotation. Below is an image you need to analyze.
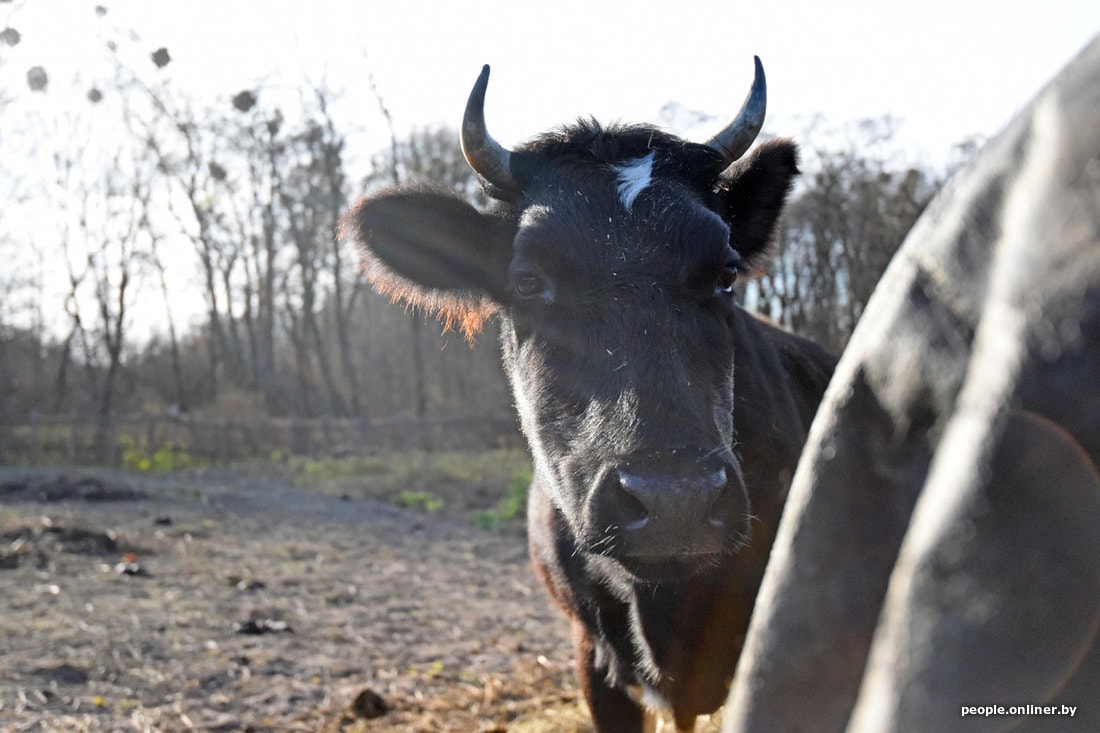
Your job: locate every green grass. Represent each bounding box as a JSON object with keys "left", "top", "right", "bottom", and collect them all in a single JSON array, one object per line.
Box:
[
  {"left": 121, "top": 440, "right": 203, "bottom": 473},
  {"left": 473, "top": 464, "right": 533, "bottom": 531},
  {"left": 5, "top": 423, "right": 207, "bottom": 470},
  {"left": 287, "top": 449, "right": 526, "bottom": 490},
  {"left": 5, "top": 434, "right": 534, "bottom": 532},
  {"left": 284, "top": 448, "right": 532, "bottom": 528},
  {"left": 396, "top": 490, "right": 445, "bottom": 513}
]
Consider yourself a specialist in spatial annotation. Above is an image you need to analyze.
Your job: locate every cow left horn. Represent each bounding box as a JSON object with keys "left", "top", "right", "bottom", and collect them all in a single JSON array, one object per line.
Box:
[
  {"left": 704, "top": 56, "right": 768, "bottom": 167},
  {"left": 461, "top": 65, "right": 518, "bottom": 192}
]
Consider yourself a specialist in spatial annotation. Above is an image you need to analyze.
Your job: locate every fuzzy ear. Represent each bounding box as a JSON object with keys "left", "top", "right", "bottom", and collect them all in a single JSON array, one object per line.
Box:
[
  {"left": 340, "top": 186, "right": 515, "bottom": 336},
  {"left": 716, "top": 139, "right": 799, "bottom": 275}
]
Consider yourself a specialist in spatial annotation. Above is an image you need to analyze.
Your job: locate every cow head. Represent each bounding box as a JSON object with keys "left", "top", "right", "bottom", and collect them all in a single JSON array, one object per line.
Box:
[{"left": 342, "top": 59, "right": 798, "bottom": 582}]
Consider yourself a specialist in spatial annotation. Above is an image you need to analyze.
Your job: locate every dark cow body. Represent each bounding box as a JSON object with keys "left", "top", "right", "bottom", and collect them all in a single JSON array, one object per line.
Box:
[
  {"left": 723, "top": 36, "right": 1100, "bottom": 732},
  {"left": 343, "top": 60, "right": 834, "bottom": 731},
  {"left": 528, "top": 314, "right": 831, "bottom": 729}
]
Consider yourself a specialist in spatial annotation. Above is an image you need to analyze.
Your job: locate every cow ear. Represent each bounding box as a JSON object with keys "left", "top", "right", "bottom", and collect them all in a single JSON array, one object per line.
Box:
[
  {"left": 716, "top": 139, "right": 799, "bottom": 275},
  {"left": 340, "top": 186, "right": 515, "bottom": 337}
]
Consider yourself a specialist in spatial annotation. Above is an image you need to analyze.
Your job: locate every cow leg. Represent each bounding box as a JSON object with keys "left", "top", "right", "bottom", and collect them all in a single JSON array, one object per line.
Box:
[{"left": 572, "top": 620, "right": 646, "bottom": 732}]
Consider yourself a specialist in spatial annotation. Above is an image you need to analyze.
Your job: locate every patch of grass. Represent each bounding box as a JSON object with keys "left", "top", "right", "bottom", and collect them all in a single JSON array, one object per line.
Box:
[
  {"left": 120, "top": 437, "right": 202, "bottom": 473},
  {"left": 293, "top": 455, "right": 392, "bottom": 482},
  {"left": 473, "top": 464, "right": 532, "bottom": 532},
  {"left": 396, "top": 491, "right": 444, "bottom": 513},
  {"left": 287, "top": 449, "right": 527, "bottom": 496},
  {"left": 285, "top": 448, "right": 533, "bottom": 526}
]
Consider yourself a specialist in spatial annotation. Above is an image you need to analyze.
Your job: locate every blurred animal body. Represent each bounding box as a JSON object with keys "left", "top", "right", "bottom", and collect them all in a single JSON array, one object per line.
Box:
[{"left": 722, "top": 36, "right": 1100, "bottom": 733}]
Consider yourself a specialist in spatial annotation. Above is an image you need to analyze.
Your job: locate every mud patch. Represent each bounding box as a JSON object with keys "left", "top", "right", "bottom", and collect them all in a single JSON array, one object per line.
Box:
[
  {"left": 33, "top": 663, "right": 90, "bottom": 686},
  {"left": 0, "top": 472, "right": 146, "bottom": 502},
  {"left": 0, "top": 520, "right": 149, "bottom": 570},
  {"left": 0, "top": 467, "right": 590, "bottom": 731}
]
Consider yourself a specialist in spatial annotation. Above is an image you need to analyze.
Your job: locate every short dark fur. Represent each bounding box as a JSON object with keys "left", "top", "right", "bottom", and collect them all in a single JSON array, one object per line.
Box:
[
  {"left": 508, "top": 119, "right": 727, "bottom": 193},
  {"left": 343, "top": 118, "right": 835, "bottom": 731}
]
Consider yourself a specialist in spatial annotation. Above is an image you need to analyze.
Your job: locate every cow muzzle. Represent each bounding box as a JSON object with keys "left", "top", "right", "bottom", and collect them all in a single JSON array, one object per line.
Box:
[{"left": 587, "top": 451, "right": 750, "bottom": 578}]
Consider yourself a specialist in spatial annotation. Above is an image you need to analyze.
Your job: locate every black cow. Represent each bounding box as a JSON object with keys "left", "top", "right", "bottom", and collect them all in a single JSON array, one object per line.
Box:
[
  {"left": 722, "top": 36, "right": 1100, "bottom": 733},
  {"left": 342, "top": 58, "right": 835, "bottom": 731}
]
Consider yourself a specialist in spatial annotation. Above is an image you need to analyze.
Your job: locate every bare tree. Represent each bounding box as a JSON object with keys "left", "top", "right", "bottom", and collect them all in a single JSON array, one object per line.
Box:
[
  {"left": 309, "top": 85, "right": 364, "bottom": 416},
  {"left": 350, "top": 124, "right": 511, "bottom": 422},
  {"left": 37, "top": 113, "right": 157, "bottom": 462},
  {"left": 748, "top": 118, "right": 946, "bottom": 351}
]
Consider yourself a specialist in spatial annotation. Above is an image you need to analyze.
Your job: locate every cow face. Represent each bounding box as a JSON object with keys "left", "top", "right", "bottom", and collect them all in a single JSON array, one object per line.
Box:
[{"left": 342, "top": 63, "right": 798, "bottom": 583}]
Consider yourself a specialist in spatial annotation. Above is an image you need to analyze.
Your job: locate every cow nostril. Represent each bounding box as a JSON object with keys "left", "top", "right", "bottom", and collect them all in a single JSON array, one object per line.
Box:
[{"left": 613, "top": 473, "right": 651, "bottom": 530}]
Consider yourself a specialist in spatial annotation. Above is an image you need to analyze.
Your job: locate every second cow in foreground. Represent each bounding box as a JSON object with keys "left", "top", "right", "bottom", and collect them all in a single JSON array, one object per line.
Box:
[{"left": 342, "top": 59, "right": 834, "bottom": 731}]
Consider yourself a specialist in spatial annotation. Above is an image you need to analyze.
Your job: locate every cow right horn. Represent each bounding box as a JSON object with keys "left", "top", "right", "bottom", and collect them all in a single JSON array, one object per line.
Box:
[
  {"left": 461, "top": 65, "right": 519, "bottom": 192},
  {"left": 704, "top": 56, "right": 768, "bottom": 168}
]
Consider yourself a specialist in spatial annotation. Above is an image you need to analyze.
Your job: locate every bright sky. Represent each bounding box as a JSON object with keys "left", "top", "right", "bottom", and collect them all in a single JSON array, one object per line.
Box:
[
  {"left": 2, "top": 1, "right": 1099, "bottom": 341},
  {"left": 6, "top": 0, "right": 1100, "bottom": 166}
]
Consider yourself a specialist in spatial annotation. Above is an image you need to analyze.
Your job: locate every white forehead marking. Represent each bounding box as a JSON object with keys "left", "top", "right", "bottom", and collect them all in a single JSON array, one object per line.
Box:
[{"left": 615, "top": 151, "right": 655, "bottom": 212}]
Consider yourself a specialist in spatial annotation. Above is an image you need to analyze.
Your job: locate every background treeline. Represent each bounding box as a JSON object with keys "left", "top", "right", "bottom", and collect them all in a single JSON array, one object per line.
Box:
[{"left": 0, "top": 21, "right": 975, "bottom": 465}]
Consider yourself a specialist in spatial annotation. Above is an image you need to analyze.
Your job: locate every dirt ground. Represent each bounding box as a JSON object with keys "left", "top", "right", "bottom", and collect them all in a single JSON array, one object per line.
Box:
[{"left": 0, "top": 466, "right": 594, "bottom": 732}]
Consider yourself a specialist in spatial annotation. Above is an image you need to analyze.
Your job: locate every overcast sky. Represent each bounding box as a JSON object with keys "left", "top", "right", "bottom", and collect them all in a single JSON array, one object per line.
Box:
[{"left": 6, "top": 0, "right": 1100, "bottom": 167}]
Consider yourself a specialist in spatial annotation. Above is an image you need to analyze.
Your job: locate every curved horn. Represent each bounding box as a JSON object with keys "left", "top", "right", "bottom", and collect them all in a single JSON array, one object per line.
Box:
[
  {"left": 704, "top": 55, "right": 768, "bottom": 167},
  {"left": 460, "top": 65, "right": 518, "bottom": 191}
]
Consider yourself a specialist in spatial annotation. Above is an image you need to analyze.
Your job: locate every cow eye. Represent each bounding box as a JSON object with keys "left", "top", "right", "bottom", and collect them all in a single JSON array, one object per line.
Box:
[
  {"left": 513, "top": 273, "right": 548, "bottom": 299},
  {"left": 715, "top": 264, "right": 739, "bottom": 295}
]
